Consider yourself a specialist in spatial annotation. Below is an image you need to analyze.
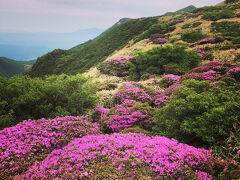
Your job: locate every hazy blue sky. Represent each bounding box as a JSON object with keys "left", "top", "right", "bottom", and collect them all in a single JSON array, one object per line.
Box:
[{"left": 0, "top": 0, "right": 223, "bottom": 32}]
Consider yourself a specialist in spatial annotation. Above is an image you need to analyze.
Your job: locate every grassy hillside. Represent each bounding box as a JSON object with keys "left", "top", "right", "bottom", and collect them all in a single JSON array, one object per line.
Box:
[
  {"left": 29, "top": 18, "right": 157, "bottom": 77},
  {"left": 0, "top": 57, "right": 36, "bottom": 77},
  {"left": 0, "top": 57, "right": 26, "bottom": 77},
  {"left": 1, "top": 1, "right": 240, "bottom": 179}
]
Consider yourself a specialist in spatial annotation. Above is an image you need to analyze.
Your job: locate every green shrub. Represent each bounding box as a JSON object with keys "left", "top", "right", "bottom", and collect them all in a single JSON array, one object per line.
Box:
[
  {"left": 182, "top": 23, "right": 191, "bottom": 29},
  {"left": 226, "top": 0, "right": 239, "bottom": 3},
  {"left": 127, "top": 46, "right": 201, "bottom": 80},
  {"left": 232, "top": 36, "right": 240, "bottom": 44},
  {"left": 0, "top": 74, "right": 97, "bottom": 129},
  {"left": 135, "top": 23, "right": 174, "bottom": 42},
  {"left": 153, "top": 79, "right": 240, "bottom": 146},
  {"left": 191, "top": 6, "right": 223, "bottom": 13},
  {"left": 211, "top": 21, "right": 240, "bottom": 37},
  {"left": 181, "top": 31, "right": 208, "bottom": 43},
  {"left": 182, "top": 22, "right": 202, "bottom": 29},
  {"left": 203, "top": 10, "right": 234, "bottom": 21}
]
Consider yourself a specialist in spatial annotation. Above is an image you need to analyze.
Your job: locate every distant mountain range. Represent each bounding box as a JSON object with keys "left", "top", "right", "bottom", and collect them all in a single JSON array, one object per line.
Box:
[{"left": 0, "top": 28, "right": 105, "bottom": 60}]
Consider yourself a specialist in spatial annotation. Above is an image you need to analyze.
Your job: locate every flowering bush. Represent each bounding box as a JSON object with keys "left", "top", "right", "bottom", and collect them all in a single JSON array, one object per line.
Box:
[
  {"left": 113, "top": 81, "right": 172, "bottom": 108},
  {"left": 96, "top": 100, "right": 151, "bottom": 132},
  {"left": 0, "top": 116, "right": 100, "bottom": 178},
  {"left": 161, "top": 74, "right": 181, "bottom": 87},
  {"left": 190, "top": 61, "right": 234, "bottom": 74},
  {"left": 98, "top": 56, "right": 134, "bottom": 77},
  {"left": 197, "top": 37, "right": 216, "bottom": 44},
  {"left": 182, "top": 70, "right": 219, "bottom": 81},
  {"left": 21, "top": 133, "right": 221, "bottom": 179},
  {"left": 227, "top": 67, "right": 240, "bottom": 81},
  {"left": 153, "top": 37, "right": 167, "bottom": 44},
  {"left": 114, "top": 82, "right": 153, "bottom": 104},
  {"left": 195, "top": 50, "right": 207, "bottom": 56}
]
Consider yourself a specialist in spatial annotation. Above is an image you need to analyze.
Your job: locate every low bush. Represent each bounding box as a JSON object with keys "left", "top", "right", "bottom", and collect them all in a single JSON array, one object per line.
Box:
[
  {"left": 211, "top": 21, "right": 240, "bottom": 37},
  {"left": 20, "top": 133, "right": 225, "bottom": 179},
  {"left": 153, "top": 79, "right": 240, "bottom": 146},
  {"left": 226, "top": 0, "right": 239, "bottom": 3},
  {"left": 0, "top": 116, "right": 100, "bottom": 178},
  {"left": 97, "top": 56, "right": 134, "bottom": 77},
  {"left": 202, "top": 10, "right": 234, "bottom": 21},
  {"left": 127, "top": 45, "right": 201, "bottom": 80},
  {"left": 181, "top": 31, "right": 208, "bottom": 43},
  {"left": 232, "top": 36, "right": 240, "bottom": 44},
  {"left": 0, "top": 74, "right": 97, "bottom": 129}
]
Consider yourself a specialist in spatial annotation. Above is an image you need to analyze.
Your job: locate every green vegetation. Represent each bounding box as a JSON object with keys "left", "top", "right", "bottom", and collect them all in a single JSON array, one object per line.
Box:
[
  {"left": 163, "top": 5, "right": 196, "bottom": 16},
  {"left": 226, "top": 0, "right": 239, "bottom": 3},
  {"left": 182, "top": 22, "right": 202, "bottom": 29},
  {"left": 29, "top": 18, "right": 158, "bottom": 77},
  {"left": 211, "top": 21, "right": 240, "bottom": 37},
  {"left": 127, "top": 45, "right": 200, "bottom": 80},
  {"left": 202, "top": 10, "right": 234, "bottom": 21},
  {"left": 0, "top": 57, "right": 27, "bottom": 77},
  {"left": 0, "top": 74, "right": 97, "bottom": 129},
  {"left": 191, "top": 6, "right": 223, "bottom": 13},
  {"left": 181, "top": 31, "right": 208, "bottom": 43},
  {"left": 232, "top": 36, "right": 240, "bottom": 44},
  {"left": 153, "top": 79, "right": 240, "bottom": 145}
]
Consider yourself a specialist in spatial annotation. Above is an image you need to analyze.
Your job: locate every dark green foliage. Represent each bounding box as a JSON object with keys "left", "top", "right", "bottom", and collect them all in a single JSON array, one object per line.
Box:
[
  {"left": 135, "top": 23, "right": 173, "bottom": 42},
  {"left": 226, "top": 0, "right": 239, "bottom": 3},
  {"left": 181, "top": 31, "right": 208, "bottom": 43},
  {"left": 153, "top": 79, "right": 240, "bottom": 146},
  {"left": 0, "top": 74, "right": 97, "bottom": 129},
  {"left": 211, "top": 21, "right": 240, "bottom": 37},
  {"left": 127, "top": 46, "right": 201, "bottom": 80},
  {"left": 182, "top": 22, "right": 202, "bottom": 29},
  {"left": 232, "top": 36, "right": 240, "bottom": 44},
  {"left": 163, "top": 5, "right": 196, "bottom": 16},
  {"left": 203, "top": 10, "right": 234, "bottom": 21},
  {"left": 0, "top": 57, "right": 27, "bottom": 77},
  {"left": 29, "top": 18, "right": 157, "bottom": 77},
  {"left": 191, "top": 6, "right": 223, "bottom": 13}
]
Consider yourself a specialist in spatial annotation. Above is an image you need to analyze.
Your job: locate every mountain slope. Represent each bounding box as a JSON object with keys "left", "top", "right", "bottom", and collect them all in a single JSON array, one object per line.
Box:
[
  {"left": 29, "top": 17, "right": 157, "bottom": 77},
  {"left": 163, "top": 5, "right": 196, "bottom": 16},
  {"left": 0, "top": 57, "right": 36, "bottom": 77},
  {"left": 0, "top": 57, "right": 26, "bottom": 77}
]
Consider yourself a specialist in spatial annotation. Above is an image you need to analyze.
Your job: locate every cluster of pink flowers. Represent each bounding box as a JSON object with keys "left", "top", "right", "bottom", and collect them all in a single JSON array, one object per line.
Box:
[
  {"left": 96, "top": 100, "right": 149, "bottom": 132},
  {"left": 181, "top": 61, "right": 240, "bottom": 82},
  {"left": 0, "top": 116, "right": 100, "bottom": 178},
  {"left": 197, "top": 38, "right": 216, "bottom": 44},
  {"left": 226, "top": 67, "right": 240, "bottom": 80},
  {"left": 154, "top": 96, "right": 169, "bottom": 107},
  {"left": 98, "top": 56, "right": 134, "bottom": 76},
  {"left": 182, "top": 70, "right": 219, "bottom": 81},
  {"left": 106, "top": 56, "right": 134, "bottom": 63},
  {"left": 153, "top": 38, "right": 167, "bottom": 44},
  {"left": 114, "top": 82, "right": 153, "bottom": 104},
  {"left": 190, "top": 61, "right": 234, "bottom": 74},
  {"left": 195, "top": 50, "right": 207, "bottom": 56},
  {"left": 143, "top": 39, "right": 152, "bottom": 43},
  {"left": 162, "top": 74, "right": 181, "bottom": 86},
  {"left": 21, "top": 133, "right": 219, "bottom": 179}
]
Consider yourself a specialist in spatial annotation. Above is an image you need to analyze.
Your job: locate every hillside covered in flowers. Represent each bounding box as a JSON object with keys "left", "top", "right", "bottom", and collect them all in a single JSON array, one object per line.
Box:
[{"left": 1, "top": 0, "right": 240, "bottom": 179}]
